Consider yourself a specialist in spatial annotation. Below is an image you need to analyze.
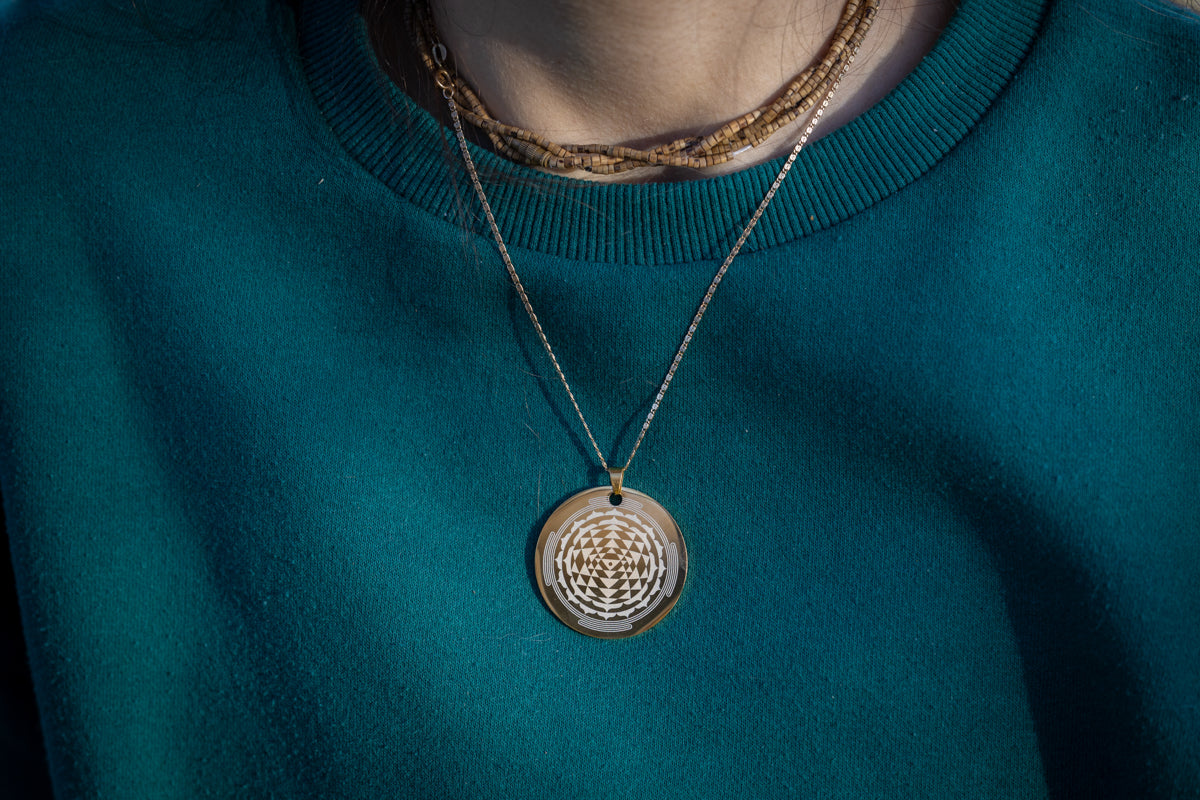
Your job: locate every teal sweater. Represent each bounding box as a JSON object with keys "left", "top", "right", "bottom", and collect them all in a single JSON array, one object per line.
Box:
[{"left": 2, "top": 0, "right": 1198, "bottom": 796}]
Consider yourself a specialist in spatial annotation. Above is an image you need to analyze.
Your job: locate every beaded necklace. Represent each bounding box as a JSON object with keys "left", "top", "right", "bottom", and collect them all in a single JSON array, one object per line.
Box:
[{"left": 409, "top": 0, "right": 879, "bottom": 175}]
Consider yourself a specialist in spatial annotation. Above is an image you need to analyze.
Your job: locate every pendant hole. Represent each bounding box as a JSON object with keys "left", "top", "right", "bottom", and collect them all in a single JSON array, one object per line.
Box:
[{"left": 609, "top": 493, "right": 623, "bottom": 506}]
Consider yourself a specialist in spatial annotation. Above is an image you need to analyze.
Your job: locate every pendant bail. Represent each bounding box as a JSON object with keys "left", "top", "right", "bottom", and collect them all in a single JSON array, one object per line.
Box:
[{"left": 608, "top": 468, "right": 625, "bottom": 498}]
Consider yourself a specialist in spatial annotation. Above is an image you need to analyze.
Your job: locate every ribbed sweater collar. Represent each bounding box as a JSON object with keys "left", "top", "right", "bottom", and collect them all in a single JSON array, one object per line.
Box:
[{"left": 298, "top": 0, "right": 1047, "bottom": 265}]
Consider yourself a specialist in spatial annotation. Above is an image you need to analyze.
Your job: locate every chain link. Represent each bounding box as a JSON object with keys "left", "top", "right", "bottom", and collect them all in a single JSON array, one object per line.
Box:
[{"left": 444, "top": 48, "right": 862, "bottom": 477}]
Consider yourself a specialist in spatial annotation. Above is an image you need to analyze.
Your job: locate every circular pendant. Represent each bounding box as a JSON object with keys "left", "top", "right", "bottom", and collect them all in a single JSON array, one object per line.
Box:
[{"left": 535, "top": 487, "right": 687, "bottom": 639}]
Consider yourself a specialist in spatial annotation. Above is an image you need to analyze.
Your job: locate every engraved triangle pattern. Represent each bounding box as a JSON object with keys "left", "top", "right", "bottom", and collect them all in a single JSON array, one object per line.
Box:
[{"left": 540, "top": 493, "right": 683, "bottom": 636}]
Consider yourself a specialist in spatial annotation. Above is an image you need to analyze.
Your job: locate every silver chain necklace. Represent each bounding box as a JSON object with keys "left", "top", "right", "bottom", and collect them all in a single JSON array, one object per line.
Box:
[{"left": 433, "top": 27, "right": 868, "bottom": 637}]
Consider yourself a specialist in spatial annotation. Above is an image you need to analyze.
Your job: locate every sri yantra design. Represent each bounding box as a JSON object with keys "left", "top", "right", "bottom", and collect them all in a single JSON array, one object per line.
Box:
[{"left": 542, "top": 496, "right": 680, "bottom": 635}]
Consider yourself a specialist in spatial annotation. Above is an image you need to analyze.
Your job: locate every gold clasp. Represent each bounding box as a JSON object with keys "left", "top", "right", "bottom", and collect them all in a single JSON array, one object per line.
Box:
[{"left": 431, "top": 42, "right": 454, "bottom": 96}]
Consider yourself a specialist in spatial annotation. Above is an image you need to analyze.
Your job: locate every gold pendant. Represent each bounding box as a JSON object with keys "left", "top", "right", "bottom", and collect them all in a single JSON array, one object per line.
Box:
[{"left": 535, "top": 473, "right": 687, "bottom": 638}]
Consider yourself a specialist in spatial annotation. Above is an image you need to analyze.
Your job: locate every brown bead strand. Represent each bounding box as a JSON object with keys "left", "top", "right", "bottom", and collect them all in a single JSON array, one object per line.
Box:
[{"left": 407, "top": 0, "right": 879, "bottom": 175}]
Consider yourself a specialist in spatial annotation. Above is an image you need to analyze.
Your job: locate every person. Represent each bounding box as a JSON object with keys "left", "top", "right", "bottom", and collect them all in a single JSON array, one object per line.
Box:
[{"left": 1, "top": 0, "right": 1197, "bottom": 796}]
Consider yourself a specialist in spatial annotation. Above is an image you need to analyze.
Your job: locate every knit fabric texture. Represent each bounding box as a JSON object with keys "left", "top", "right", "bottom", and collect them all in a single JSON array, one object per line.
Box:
[{"left": 1, "top": 0, "right": 1198, "bottom": 796}]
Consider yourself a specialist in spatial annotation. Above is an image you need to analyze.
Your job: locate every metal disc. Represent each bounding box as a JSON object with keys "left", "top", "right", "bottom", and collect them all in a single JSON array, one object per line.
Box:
[{"left": 535, "top": 487, "right": 687, "bottom": 639}]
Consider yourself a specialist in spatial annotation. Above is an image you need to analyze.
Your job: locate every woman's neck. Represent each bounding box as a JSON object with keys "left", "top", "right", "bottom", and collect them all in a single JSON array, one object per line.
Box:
[{"left": 379, "top": 0, "right": 958, "bottom": 180}]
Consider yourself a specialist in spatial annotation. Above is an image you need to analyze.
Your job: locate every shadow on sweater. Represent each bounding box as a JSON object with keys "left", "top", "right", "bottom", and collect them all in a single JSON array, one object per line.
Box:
[
  {"left": 0, "top": 505, "right": 55, "bottom": 799},
  {"left": 947, "top": 481, "right": 1159, "bottom": 799}
]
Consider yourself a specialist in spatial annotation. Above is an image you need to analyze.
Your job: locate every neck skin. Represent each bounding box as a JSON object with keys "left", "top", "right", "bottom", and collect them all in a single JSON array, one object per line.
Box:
[{"left": 382, "top": 0, "right": 958, "bottom": 181}]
